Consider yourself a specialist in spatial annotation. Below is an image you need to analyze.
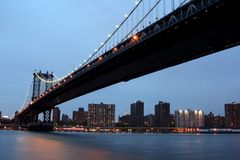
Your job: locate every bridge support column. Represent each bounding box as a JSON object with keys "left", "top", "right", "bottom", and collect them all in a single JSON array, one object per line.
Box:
[
  {"left": 32, "top": 114, "right": 38, "bottom": 123},
  {"left": 43, "top": 109, "right": 51, "bottom": 124},
  {"left": 13, "top": 115, "right": 21, "bottom": 129}
]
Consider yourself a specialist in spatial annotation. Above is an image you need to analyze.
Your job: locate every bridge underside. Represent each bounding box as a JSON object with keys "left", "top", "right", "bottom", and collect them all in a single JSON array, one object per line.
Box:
[{"left": 17, "top": 0, "right": 240, "bottom": 121}]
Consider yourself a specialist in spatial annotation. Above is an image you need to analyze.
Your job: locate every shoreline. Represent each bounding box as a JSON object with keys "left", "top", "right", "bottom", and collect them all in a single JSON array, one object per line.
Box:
[
  {"left": 1, "top": 129, "right": 240, "bottom": 134},
  {"left": 54, "top": 127, "right": 240, "bottom": 134},
  {"left": 2, "top": 125, "right": 240, "bottom": 134}
]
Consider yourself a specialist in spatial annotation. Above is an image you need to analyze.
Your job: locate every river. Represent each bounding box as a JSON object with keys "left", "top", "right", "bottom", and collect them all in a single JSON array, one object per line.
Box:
[{"left": 0, "top": 131, "right": 239, "bottom": 160}]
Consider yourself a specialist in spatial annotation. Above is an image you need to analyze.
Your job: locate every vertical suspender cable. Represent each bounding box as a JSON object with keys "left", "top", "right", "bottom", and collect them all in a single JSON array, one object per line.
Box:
[
  {"left": 172, "top": 0, "right": 175, "bottom": 11},
  {"left": 163, "top": 0, "right": 166, "bottom": 15},
  {"left": 148, "top": 0, "right": 151, "bottom": 24},
  {"left": 142, "top": 0, "right": 145, "bottom": 28}
]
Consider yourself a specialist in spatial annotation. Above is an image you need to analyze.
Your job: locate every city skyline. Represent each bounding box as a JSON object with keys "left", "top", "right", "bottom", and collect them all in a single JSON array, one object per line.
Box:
[
  {"left": 0, "top": 0, "right": 240, "bottom": 118},
  {"left": 1, "top": 101, "right": 239, "bottom": 129},
  {"left": 0, "top": 97, "right": 237, "bottom": 118},
  {"left": 7, "top": 100, "right": 232, "bottom": 121}
]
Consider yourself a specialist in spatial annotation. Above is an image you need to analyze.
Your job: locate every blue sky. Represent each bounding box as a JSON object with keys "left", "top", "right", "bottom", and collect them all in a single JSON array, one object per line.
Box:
[{"left": 0, "top": 0, "right": 239, "bottom": 118}]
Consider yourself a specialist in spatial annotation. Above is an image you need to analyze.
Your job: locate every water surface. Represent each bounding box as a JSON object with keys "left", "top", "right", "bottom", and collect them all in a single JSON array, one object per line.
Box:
[{"left": 0, "top": 131, "right": 239, "bottom": 160}]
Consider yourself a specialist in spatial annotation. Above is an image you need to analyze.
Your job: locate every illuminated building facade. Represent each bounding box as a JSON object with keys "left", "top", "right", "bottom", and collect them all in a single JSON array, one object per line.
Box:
[
  {"left": 175, "top": 109, "right": 204, "bottom": 128},
  {"left": 225, "top": 102, "right": 240, "bottom": 128},
  {"left": 88, "top": 103, "right": 115, "bottom": 127}
]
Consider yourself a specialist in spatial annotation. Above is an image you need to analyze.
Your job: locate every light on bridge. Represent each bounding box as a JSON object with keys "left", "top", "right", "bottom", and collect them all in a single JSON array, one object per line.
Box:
[
  {"left": 132, "top": 35, "right": 139, "bottom": 41},
  {"left": 113, "top": 47, "right": 118, "bottom": 52},
  {"left": 98, "top": 56, "right": 103, "bottom": 61}
]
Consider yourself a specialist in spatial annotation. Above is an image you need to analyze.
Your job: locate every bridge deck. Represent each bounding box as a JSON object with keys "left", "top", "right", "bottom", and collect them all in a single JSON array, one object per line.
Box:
[{"left": 17, "top": 0, "right": 240, "bottom": 120}]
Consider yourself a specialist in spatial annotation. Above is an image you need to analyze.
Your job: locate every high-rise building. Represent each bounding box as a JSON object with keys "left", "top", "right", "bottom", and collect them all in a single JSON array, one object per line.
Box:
[
  {"left": 175, "top": 109, "right": 204, "bottom": 128},
  {"left": 169, "top": 114, "right": 175, "bottom": 127},
  {"left": 204, "top": 112, "right": 225, "bottom": 128},
  {"left": 53, "top": 107, "right": 60, "bottom": 124},
  {"left": 130, "top": 100, "right": 144, "bottom": 127},
  {"left": 73, "top": 107, "right": 87, "bottom": 126},
  {"left": 225, "top": 102, "right": 240, "bottom": 128},
  {"left": 194, "top": 110, "right": 204, "bottom": 128},
  {"left": 88, "top": 103, "right": 115, "bottom": 127},
  {"left": 175, "top": 109, "right": 191, "bottom": 128},
  {"left": 119, "top": 114, "right": 131, "bottom": 127},
  {"left": 155, "top": 101, "right": 170, "bottom": 127},
  {"left": 62, "top": 114, "right": 70, "bottom": 125},
  {"left": 144, "top": 114, "right": 155, "bottom": 127}
]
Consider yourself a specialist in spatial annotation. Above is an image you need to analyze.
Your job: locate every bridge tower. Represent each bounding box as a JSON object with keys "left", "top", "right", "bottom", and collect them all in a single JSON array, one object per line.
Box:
[
  {"left": 30, "top": 71, "right": 41, "bottom": 123},
  {"left": 41, "top": 71, "right": 54, "bottom": 124},
  {"left": 30, "top": 71, "right": 54, "bottom": 124}
]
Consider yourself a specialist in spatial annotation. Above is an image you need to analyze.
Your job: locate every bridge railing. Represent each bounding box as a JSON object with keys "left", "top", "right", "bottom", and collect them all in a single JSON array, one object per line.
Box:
[
  {"left": 82, "top": 0, "right": 189, "bottom": 66},
  {"left": 71, "top": 0, "right": 221, "bottom": 77}
]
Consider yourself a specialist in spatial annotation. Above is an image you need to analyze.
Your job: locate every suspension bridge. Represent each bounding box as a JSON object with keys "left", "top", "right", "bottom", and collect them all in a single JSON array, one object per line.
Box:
[{"left": 14, "top": 0, "right": 240, "bottom": 131}]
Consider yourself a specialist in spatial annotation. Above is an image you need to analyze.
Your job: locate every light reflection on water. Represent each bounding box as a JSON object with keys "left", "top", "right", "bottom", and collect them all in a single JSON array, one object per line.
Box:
[{"left": 0, "top": 131, "right": 240, "bottom": 160}]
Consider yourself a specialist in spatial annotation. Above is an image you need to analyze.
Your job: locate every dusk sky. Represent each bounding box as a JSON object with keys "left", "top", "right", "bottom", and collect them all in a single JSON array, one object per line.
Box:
[{"left": 0, "top": 0, "right": 239, "bottom": 118}]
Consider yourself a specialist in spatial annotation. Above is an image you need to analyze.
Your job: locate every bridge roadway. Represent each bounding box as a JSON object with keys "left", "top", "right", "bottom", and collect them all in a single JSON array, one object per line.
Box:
[{"left": 17, "top": 0, "right": 240, "bottom": 121}]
